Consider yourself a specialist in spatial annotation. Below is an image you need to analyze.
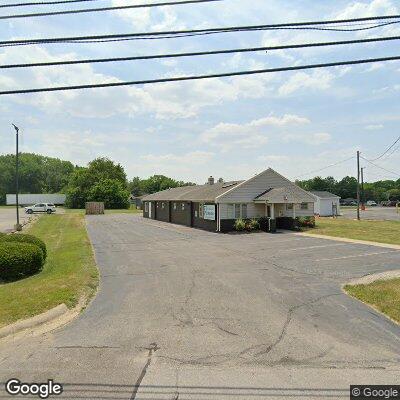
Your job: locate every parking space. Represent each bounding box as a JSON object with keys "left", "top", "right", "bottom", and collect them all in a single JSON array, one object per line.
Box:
[
  {"left": 1, "top": 214, "right": 399, "bottom": 399},
  {"left": 0, "top": 207, "right": 32, "bottom": 232},
  {"left": 341, "top": 206, "right": 400, "bottom": 221}
]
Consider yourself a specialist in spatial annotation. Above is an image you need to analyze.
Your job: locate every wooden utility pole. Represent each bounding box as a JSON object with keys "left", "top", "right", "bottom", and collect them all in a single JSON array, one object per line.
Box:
[{"left": 357, "top": 150, "right": 360, "bottom": 220}]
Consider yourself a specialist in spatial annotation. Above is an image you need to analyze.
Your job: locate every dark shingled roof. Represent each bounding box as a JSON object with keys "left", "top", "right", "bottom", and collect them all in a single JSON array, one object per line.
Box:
[
  {"left": 310, "top": 191, "right": 340, "bottom": 199},
  {"left": 142, "top": 181, "right": 243, "bottom": 202}
]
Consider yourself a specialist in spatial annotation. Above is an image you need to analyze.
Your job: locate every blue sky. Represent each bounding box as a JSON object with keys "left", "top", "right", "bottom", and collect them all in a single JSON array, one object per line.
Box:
[{"left": 0, "top": 0, "right": 399, "bottom": 184}]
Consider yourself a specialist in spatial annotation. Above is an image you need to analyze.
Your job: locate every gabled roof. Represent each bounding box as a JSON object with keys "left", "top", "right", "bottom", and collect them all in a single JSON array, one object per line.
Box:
[
  {"left": 255, "top": 186, "right": 315, "bottom": 203},
  {"left": 142, "top": 181, "right": 243, "bottom": 202},
  {"left": 310, "top": 191, "right": 340, "bottom": 199}
]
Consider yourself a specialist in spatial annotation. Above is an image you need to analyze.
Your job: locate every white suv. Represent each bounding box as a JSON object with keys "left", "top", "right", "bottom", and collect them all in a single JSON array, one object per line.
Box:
[{"left": 25, "top": 203, "right": 56, "bottom": 214}]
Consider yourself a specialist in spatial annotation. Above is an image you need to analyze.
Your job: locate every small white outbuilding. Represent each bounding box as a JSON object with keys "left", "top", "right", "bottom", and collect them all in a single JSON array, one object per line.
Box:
[{"left": 310, "top": 191, "right": 341, "bottom": 217}]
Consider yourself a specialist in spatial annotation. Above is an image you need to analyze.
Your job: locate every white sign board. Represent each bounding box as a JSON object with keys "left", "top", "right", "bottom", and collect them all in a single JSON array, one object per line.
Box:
[{"left": 204, "top": 204, "right": 216, "bottom": 221}]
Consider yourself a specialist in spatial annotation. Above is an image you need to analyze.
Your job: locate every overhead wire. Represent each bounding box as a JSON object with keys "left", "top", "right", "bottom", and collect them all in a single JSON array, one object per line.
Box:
[
  {"left": 1, "top": 15, "right": 400, "bottom": 48},
  {"left": 0, "top": 0, "right": 223, "bottom": 20},
  {"left": 2, "top": 55, "right": 399, "bottom": 96},
  {"left": 367, "top": 135, "right": 400, "bottom": 161},
  {"left": 2, "top": 35, "right": 399, "bottom": 69},
  {"left": 361, "top": 156, "right": 400, "bottom": 177},
  {"left": 0, "top": 0, "right": 103, "bottom": 8},
  {"left": 294, "top": 156, "right": 355, "bottom": 179}
]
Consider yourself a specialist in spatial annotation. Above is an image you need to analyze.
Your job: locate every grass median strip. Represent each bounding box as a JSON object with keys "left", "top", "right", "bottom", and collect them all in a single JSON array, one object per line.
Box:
[
  {"left": 345, "top": 278, "right": 400, "bottom": 323},
  {"left": 0, "top": 213, "right": 98, "bottom": 329},
  {"left": 309, "top": 218, "right": 400, "bottom": 246}
]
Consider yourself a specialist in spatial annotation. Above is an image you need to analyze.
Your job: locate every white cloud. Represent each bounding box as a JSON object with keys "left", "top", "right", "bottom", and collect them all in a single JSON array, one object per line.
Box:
[
  {"left": 278, "top": 70, "right": 335, "bottom": 96},
  {"left": 284, "top": 132, "right": 332, "bottom": 145},
  {"left": 365, "top": 124, "right": 384, "bottom": 130},
  {"left": 201, "top": 114, "right": 310, "bottom": 151}
]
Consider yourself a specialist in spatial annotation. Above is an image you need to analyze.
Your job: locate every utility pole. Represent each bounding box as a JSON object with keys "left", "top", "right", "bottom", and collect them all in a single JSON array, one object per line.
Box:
[
  {"left": 361, "top": 167, "right": 365, "bottom": 210},
  {"left": 12, "top": 124, "right": 20, "bottom": 230},
  {"left": 357, "top": 150, "right": 360, "bottom": 220}
]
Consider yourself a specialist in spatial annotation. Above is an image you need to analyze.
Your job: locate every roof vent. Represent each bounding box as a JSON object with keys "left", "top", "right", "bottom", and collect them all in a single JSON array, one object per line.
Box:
[
  {"left": 208, "top": 176, "right": 215, "bottom": 185},
  {"left": 217, "top": 178, "right": 224, "bottom": 183}
]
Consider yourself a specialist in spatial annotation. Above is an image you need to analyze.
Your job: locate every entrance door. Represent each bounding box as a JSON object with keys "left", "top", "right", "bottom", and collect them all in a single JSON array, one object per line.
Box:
[{"left": 266, "top": 205, "right": 271, "bottom": 218}]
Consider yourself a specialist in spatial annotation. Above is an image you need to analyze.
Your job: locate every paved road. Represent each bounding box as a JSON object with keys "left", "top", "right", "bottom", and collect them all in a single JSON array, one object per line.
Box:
[
  {"left": 0, "top": 215, "right": 399, "bottom": 399},
  {"left": 341, "top": 206, "right": 400, "bottom": 221},
  {"left": 0, "top": 208, "right": 31, "bottom": 233}
]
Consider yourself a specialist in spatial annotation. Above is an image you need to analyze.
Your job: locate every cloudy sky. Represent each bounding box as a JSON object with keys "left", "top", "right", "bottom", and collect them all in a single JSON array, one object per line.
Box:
[{"left": 0, "top": 0, "right": 399, "bottom": 184}]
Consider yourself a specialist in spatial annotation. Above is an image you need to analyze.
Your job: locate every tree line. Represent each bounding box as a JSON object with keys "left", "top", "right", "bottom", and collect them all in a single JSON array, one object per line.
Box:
[
  {"left": 0, "top": 153, "right": 195, "bottom": 208},
  {"left": 1, "top": 153, "right": 399, "bottom": 207},
  {"left": 296, "top": 176, "right": 400, "bottom": 202}
]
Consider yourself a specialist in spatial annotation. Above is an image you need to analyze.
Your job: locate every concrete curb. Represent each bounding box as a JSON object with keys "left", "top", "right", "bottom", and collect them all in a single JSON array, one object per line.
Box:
[
  {"left": 345, "top": 269, "right": 400, "bottom": 286},
  {"left": 0, "top": 304, "right": 68, "bottom": 340},
  {"left": 295, "top": 232, "right": 400, "bottom": 250}
]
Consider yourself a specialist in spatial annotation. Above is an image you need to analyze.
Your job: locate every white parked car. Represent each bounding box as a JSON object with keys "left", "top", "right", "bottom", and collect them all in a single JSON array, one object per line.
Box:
[
  {"left": 366, "top": 200, "right": 377, "bottom": 207},
  {"left": 25, "top": 203, "right": 56, "bottom": 214}
]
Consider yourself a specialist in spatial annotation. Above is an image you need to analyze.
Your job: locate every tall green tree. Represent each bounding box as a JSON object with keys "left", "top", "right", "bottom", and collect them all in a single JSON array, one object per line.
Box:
[
  {"left": 0, "top": 153, "right": 75, "bottom": 204},
  {"left": 65, "top": 158, "right": 129, "bottom": 209}
]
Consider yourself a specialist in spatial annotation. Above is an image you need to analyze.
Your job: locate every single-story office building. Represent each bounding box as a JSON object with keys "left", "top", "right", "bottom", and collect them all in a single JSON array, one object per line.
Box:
[
  {"left": 310, "top": 191, "right": 341, "bottom": 216},
  {"left": 142, "top": 168, "right": 315, "bottom": 232}
]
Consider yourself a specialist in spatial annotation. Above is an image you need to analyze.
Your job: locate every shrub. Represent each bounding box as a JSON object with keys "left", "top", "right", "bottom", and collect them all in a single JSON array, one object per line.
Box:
[
  {"left": 248, "top": 218, "right": 260, "bottom": 231},
  {"left": 0, "top": 242, "right": 44, "bottom": 282},
  {"left": 234, "top": 218, "right": 246, "bottom": 231},
  {"left": 0, "top": 233, "right": 47, "bottom": 259},
  {"left": 296, "top": 216, "right": 316, "bottom": 229}
]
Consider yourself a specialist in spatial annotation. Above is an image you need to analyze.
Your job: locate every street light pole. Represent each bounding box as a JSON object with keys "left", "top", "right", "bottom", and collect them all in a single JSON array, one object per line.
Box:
[
  {"left": 356, "top": 150, "right": 361, "bottom": 221},
  {"left": 12, "top": 124, "right": 20, "bottom": 229}
]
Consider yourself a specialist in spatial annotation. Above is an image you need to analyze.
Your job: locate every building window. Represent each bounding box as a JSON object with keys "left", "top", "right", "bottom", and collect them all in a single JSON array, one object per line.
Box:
[
  {"left": 301, "top": 203, "right": 308, "bottom": 210},
  {"left": 182, "top": 203, "right": 185, "bottom": 211},
  {"left": 173, "top": 203, "right": 177, "bottom": 210},
  {"left": 144, "top": 202, "right": 148, "bottom": 212},
  {"left": 162, "top": 202, "right": 165, "bottom": 209},
  {"left": 227, "top": 204, "right": 234, "bottom": 219},
  {"left": 199, "top": 203, "right": 204, "bottom": 218},
  {"left": 241, "top": 204, "right": 247, "bottom": 218},
  {"left": 157, "top": 203, "right": 159, "bottom": 208},
  {"left": 234, "top": 204, "right": 241, "bottom": 219},
  {"left": 286, "top": 203, "right": 293, "bottom": 210}
]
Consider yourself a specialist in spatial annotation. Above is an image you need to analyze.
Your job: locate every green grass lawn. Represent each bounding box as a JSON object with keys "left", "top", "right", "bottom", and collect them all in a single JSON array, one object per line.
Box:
[
  {"left": 0, "top": 213, "right": 98, "bottom": 328},
  {"left": 308, "top": 218, "right": 400, "bottom": 246},
  {"left": 345, "top": 278, "right": 400, "bottom": 323},
  {"left": 63, "top": 205, "right": 142, "bottom": 215}
]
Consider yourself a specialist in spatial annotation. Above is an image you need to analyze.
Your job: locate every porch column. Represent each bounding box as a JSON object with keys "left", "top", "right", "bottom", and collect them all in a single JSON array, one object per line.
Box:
[
  {"left": 293, "top": 204, "right": 296, "bottom": 218},
  {"left": 270, "top": 203, "right": 275, "bottom": 219}
]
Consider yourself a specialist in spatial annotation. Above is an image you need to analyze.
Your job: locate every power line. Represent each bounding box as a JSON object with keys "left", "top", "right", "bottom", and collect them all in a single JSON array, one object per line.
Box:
[
  {"left": 0, "top": 0, "right": 102, "bottom": 8},
  {"left": 367, "top": 135, "right": 400, "bottom": 161},
  {"left": 361, "top": 156, "right": 400, "bottom": 177},
  {"left": 2, "top": 35, "right": 399, "bottom": 69},
  {"left": 2, "top": 55, "right": 400, "bottom": 96},
  {"left": 1, "top": 15, "right": 400, "bottom": 47},
  {"left": 0, "top": 0, "right": 223, "bottom": 20},
  {"left": 294, "top": 156, "right": 355, "bottom": 179}
]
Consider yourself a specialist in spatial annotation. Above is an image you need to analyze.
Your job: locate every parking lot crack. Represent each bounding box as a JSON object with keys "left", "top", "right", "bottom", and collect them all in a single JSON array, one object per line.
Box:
[{"left": 130, "top": 342, "right": 159, "bottom": 400}]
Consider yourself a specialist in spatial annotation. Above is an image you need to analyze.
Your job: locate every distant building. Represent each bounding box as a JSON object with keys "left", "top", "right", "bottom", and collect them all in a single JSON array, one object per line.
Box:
[
  {"left": 6, "top": 193, "right": 66, "bottom": 206},
  {"left": 129, "top": 194, "right": 146, "bottom": 209},
  {"left": 310, "top": 191, "right": 341, "bottom": 216}
]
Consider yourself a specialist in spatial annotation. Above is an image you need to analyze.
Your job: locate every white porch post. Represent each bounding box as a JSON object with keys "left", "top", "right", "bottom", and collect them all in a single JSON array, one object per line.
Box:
[
  {"left": 271, "top": 203, "right": 275, "bottom": 219},
  {"left": 293, "top": 204, "right": 296, "bottom": 218}
]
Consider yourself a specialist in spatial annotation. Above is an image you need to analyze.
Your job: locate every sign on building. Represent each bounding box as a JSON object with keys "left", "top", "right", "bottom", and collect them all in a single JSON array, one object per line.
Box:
[{"left": 204, "top": 204, "right": 216, "bottom": 220}]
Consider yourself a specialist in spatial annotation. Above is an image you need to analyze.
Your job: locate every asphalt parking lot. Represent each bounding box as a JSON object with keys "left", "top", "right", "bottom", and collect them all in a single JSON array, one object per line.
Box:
[
  {"left": 341, "top": 206, "right": 400, "bottom": 221},
  {"left": 0, "top": 214, "right": 399, "bottom": 399},
  {"left": 0, "top": 207, "right": 31, "bottom": 232}
]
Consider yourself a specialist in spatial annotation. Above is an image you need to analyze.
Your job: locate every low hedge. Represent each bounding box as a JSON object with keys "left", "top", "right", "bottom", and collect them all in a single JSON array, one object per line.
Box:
[
  {"left": 0, "top": 242, "right": 44, "bottom": 282},
  {"left": 0, "top": 233, "right": 47, "bottom": 259}
]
